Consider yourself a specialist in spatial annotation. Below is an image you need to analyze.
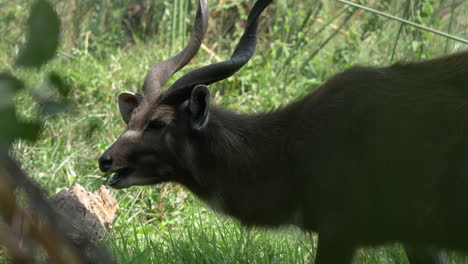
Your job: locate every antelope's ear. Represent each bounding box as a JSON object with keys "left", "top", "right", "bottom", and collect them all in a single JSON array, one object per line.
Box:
[
  {"left": 118, "top": 92, "right": 142, "bottom": 124},
  {"left": 189, "top": 85, "right": 210, "bottom": 130}
]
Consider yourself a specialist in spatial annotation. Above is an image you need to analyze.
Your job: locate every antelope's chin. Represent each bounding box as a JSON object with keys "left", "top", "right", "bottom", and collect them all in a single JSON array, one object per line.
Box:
[
  {"left": 108, "top": 167, "right": 171, "bottom": 189},
  {"left": 108, "top": 168, "right": 135, "bottom": 189}
]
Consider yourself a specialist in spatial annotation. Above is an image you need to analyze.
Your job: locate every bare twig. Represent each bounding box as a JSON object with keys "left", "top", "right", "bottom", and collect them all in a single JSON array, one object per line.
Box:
[
  {"left": 311, "top": 17, "right": 389, "bottom": 59},
  {"left": 309, "top": 7, "right": 348, "bottom": 41},
  {"left": 390, "top": 0, "right": 411, "bottom": 62},
  {"left": 444, "top": 0, "right": 457, "bottom": 53},
  {"left": 201, "top": 43, "right": 223, "bottom": 62},
  {"left": 0, "top": 147, "right": 113, "bottom": 263},
  {"left": 0, "top": 228, "right": 32, "bottom": 263},
  {"left": 299, "top": 8, "right": 358, "bottom": 73},
  {"left": 0, "top": 166, "right": 85, "bottom": 264}
]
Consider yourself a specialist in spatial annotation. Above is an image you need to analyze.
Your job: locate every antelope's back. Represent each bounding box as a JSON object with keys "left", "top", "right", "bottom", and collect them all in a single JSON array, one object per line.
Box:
[{"left": 294, "top": 51, "right": 468, "bottom": 246}]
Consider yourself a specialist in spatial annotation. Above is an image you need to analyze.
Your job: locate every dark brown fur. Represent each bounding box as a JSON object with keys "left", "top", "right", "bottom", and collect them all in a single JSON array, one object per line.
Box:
[{"left": 100, "top": 50, "right": 468, "bottom": 264}]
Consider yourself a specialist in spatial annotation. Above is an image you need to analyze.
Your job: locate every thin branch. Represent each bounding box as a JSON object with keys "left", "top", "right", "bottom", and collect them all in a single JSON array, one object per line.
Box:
[
  {"left": 444, "top": 0, "right": 457, "bottom": 53},
  {"left": 201, "top": 43, "right": 223, "bottom": 62},
  {"left": 337, "top": 0, "right": 468, "bottom": 45},
  {"left": 390, "top": 0, "right": 411, "bottom": 62},
  {"left": 0, "top": 148, "right": 113, "bottom": 264},
  {"left": 0, "top": 166, "right": 84, "bottom": 264},
  {"left": 310, "top": 7, "right": 348, "bottom": 41},
  {"left": 0, "top": 228, "right": 32, "bottom": 263},
  {"left": 279, "top": 1, "right": 324, "bottom": 79},
  {"left": 299, "top": 8, "right": 358, "bottom": 74},
  {"left": 311, "top": 17, "right": 389, "bottom": 59}
]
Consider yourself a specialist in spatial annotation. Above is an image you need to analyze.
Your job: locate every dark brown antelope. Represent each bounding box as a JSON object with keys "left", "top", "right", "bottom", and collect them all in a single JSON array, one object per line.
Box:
[{"left": 98, "top": 0, "right": 468, "bottom": 263}]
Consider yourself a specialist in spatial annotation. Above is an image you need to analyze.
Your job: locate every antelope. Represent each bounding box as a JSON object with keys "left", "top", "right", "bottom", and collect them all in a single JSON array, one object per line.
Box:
[{"left": 98, "top": 0, "right": 468, "bottom": 263}]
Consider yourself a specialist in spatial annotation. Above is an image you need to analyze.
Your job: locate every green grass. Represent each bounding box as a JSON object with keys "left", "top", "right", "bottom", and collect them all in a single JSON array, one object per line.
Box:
[{"left": 1, "top": 0, "right": 468, "bottom": 263}]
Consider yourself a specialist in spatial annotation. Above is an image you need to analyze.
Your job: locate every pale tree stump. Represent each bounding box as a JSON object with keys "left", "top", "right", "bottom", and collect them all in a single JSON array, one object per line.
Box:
[{"left": 49, "top": 184, "right": 118, "bottom": 247}]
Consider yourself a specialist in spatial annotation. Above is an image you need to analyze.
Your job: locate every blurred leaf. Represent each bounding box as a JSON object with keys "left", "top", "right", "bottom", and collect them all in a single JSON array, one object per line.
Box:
[
  {"left": 16, "top": 0, "right": 61, "bottom": 68},
  {"left": 16, "top": 120, "right": 42, "bottom": 142},
  {"left": 84, "top": 117, "right": 101, "bottom": 140},
  {"left": 39, "top": 100, "right": 67, "bottom": 116},
  {"left": 30, "top": 73, "right": 69, "bottom": 116},
  {"left": 48, "top": 72, "right": 70, "bottom": 97},
  {"left": 0, "top": 73, "right": 24, "bottom": 109},
  {"left": 411, "top": 41, "right": 420, "bottom": 51},
  {"left": 0, "top": 73, "right": 24, "bottom": 92},
  {"left": 0, "top": 107, "right": 41, "bottom": 143}
]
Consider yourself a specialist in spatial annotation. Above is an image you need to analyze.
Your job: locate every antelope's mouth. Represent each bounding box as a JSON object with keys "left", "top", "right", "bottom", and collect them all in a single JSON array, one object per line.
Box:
[{"left": 108, "top": 168, "right": 135, "bottom": 188}]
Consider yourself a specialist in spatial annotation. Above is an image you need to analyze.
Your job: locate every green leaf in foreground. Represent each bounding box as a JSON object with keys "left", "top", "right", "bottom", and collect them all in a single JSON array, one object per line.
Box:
[
  {"left": 0, "top": 73, "right": 24, "bottom": 92},
  {"left": 16, "top": 0, "right": 60, "bottom": 68},
  {"left": 39, "top": 100, "right": 68, "bottom": 116},
  {"left": 0, "top": 73, "right": 24, "bottom": 108},
  {"left": 48, "top": 72, "right": 71, "bottom": 97},
  {"left": 0, "top": 107, "right": 41, "bottom": 143}
]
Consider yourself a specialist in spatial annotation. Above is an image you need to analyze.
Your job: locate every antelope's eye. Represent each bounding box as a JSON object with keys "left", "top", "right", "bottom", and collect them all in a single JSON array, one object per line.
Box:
[{"left": 147, "top": 119, "right": 166, "bottom": 130}]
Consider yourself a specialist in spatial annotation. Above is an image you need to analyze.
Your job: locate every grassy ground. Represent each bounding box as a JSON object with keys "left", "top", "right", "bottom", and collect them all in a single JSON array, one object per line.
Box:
[{"left": 1, "top": 0, "right": 468, "bottom": 263}]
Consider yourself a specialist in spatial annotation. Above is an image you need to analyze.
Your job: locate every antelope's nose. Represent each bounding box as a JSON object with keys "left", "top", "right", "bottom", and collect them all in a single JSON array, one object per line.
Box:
[{"left": 98, "top": 154, "right": 113, "bottom": 172}]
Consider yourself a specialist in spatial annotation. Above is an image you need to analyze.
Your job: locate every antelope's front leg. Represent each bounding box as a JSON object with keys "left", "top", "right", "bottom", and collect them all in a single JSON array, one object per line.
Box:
[
  {"left": 314, "top": 231, "right": 355, "bottom": 264},
  {"left": 404, "top": 244, "right": 448, "bottom": 264}
]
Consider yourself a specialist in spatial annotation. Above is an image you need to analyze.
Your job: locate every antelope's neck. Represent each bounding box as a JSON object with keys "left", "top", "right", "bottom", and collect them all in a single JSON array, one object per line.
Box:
[
  {"left": 189, "top": 104, "right": 307, "bottom": 227},
  {"left": 208, "top": 105, "right": 295, "bottom": 168}
]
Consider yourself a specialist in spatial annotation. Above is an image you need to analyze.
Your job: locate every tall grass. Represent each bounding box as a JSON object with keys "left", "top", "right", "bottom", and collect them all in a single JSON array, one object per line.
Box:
[{"left": 1, "top": 0, "right": 467, "bottom": 263}]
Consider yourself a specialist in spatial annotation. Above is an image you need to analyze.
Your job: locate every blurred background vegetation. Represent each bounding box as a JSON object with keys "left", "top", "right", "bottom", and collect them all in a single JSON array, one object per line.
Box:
[{"left": 0, "top": 0, "right": 467, "bottom": 262}]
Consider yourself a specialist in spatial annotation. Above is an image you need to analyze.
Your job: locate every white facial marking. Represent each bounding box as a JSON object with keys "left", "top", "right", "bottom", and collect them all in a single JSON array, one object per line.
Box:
[
  {"left": 149, "top": 106, "right": 175, "bottom": 125},
  {"left": 150, "top": 113, "right": 174, "bottom": 124},
  {"left": 121, "top": 129, "right": 141, "bottom": 143}
]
